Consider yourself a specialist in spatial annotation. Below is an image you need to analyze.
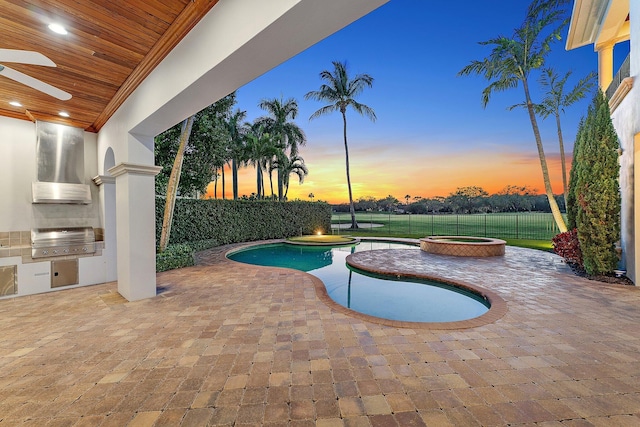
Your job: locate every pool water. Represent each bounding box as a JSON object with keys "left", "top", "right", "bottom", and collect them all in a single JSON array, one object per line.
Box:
[{"left": 228, "top": 241, "right": 490, "bottom": 323}]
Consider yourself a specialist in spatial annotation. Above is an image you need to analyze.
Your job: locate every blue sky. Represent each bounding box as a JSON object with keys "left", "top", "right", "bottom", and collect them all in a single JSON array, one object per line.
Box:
[{"left": 222, "top": 0, "right": 629, "bottom": 202}]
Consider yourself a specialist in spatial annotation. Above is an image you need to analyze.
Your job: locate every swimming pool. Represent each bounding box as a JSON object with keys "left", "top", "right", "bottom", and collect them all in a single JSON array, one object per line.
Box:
[{"left": 228, "top": 241, "right": 490, "bottom": 323}]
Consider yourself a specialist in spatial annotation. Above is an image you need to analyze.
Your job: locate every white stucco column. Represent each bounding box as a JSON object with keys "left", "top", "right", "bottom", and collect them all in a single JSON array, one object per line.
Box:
[
  {"left": 634, "top": 134, "right": 640, "bottom": 285},
  {"left": 108, "top": 162, "right": 162, "bottom": 301},
  {"left": 92, "top": 174, "right": 117, "bottom": 282},
  {"left": 597, "top": 43, "right": 614, "bottom": 91}
]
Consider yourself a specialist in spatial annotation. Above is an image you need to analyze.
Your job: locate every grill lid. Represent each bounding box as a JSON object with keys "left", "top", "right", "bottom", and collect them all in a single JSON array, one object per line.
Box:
[
  {"left": 31, "top": 227, "right": 95, "bottom": 248},
  {"left": 31, "top": 227, "right": 96, "bottom": 259}
]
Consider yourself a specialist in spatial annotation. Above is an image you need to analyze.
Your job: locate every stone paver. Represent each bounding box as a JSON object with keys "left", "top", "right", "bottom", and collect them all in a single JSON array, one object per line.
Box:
[{"left": 0, "top": 241, "right": 640, "bottom": 426}]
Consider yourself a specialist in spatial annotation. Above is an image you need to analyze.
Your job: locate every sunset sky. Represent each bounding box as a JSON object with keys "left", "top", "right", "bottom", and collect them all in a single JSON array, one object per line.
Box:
[{"left": 206, "top": 1, "right": 629, "bottom": 204}]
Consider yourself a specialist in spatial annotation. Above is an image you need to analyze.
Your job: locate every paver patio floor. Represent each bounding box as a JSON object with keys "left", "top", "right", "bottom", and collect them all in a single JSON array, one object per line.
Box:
[{"left": 1, "top": 241, "right": 640, "bottom": 426}]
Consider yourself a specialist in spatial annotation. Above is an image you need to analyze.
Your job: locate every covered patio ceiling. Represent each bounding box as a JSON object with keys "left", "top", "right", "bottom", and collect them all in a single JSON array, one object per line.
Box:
[{"left": 0, "top": 0, "right": 220, "bottom": 132}]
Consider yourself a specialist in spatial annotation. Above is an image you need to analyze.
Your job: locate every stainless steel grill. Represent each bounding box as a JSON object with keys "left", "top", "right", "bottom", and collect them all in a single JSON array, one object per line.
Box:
[{"left": 31, "top": 227, "right": 95, "bottom": 259}]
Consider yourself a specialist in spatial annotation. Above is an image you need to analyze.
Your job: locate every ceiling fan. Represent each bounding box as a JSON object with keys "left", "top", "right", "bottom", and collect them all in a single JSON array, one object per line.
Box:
[{"left": 0, "top": 48, "right": 72, "bottom": 101}]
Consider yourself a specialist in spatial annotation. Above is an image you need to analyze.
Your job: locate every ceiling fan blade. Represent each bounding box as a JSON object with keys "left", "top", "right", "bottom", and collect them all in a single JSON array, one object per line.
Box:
[
  {"left": 0, "top": 65, "right": 71, "bottom": 101},
  {"left": 0, "top": 49, "right": 56, "bottom": 67}
]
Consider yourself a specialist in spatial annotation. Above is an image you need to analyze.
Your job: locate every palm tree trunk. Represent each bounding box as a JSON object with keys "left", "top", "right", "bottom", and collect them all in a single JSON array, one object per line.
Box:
[
  {"left": 221, "top": 163, "right": 226, "bottom": 200},
  {"left": 555, "top": 112, "right": 568, "bottom": 209},
  {"left": 277, "top": 169, "right": 283, "bottom": 201},
  {"left": 232, "top": 158, "right": 238, "bottom": 200},
  {"left": 269, "top": 167, "right": 275, "bottom": 199},
  {"left": 256, "top": 166, "right": 261, "bottom": 199},
  {"left": 159, "top": 115, "right": 195, "bottom": 252},
  {"left": 214, "top": 171, "right": 218, "bottom": 199},
  {"left": 342, "top": 110, "right": 358, "bottom": 229},
  {"left": 284, "top": 177, "right": 290, "bottom": 199},
  {"left": 523, "top": 80, "right": 567, "bottom": 232}
]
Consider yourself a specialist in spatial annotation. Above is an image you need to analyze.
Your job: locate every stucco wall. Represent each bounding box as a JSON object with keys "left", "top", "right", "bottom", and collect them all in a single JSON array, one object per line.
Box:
[
  {"left": 612, "top": 91, "right": 636, "bottom": 280},
  {"left": 0, "top": 116, "right": 101, "bottom": 231},
  {"left": 0, "top": 115, "right": 112, "bottom": 297},
  {"left": 612, "top": 0, "right": 639, "bottom": 283},
  {"left": 0, "top": 117, "right": 36, "bottom": 231}
]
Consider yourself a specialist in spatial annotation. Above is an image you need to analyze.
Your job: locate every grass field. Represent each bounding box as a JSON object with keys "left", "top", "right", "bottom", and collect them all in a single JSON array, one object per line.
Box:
[{"left": 332, "top": 212, "right": 559, "bottom": 251}]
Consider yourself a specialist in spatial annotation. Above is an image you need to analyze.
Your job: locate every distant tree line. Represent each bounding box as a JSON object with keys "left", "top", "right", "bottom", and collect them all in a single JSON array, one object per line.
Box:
[{"left": 332, "top": 185, "right": 566, "bottom": 214}]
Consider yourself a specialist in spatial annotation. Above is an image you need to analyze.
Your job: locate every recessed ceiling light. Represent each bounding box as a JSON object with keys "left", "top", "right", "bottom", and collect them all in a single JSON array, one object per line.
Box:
[
  {"left": 9, "top": 101, "right": 22, "bottom": 107},
  {"left": 48, "top": 23, "right": 68, "bottom": 35},
  {"left": 59, "top": 111, "right": 70, "bottom": 117}
]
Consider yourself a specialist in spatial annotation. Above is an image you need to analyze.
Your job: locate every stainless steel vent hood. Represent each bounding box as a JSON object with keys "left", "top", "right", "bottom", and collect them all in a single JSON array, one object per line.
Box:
[{"left": 32, "top": 121, "right": 92, "bottom": 204}]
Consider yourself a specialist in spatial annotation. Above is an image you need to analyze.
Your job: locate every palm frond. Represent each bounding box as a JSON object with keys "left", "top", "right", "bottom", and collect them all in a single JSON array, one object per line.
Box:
[
  {"left": 481, "top": 76, "right": 519, "bottom": 107},
  {"left": 458, "top": 59, "right": 490, "bottom": 77},
  {"left": 347, "top": 73, "right": 374, "bottom": 97},
  {"left": 563, "top": 72, "right": 597, "bottom": 107},
  {"left": 508, "top": 102, "right": 529, "bottom": 111},
  {"left": 309, "top": 104, "right": 340, "bottom": 121},
  {"left": 307, "top": 60, "right": 375, "bottom": 123},
  {"left": 349, "top": 101, "right": 377, "bottom": 122}
]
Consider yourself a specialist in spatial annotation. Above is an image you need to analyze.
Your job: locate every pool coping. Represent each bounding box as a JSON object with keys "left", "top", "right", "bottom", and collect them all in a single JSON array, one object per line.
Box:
[
  {"left": 344, "top": 252, "right": 507, "bottom": 329},
  {"left": 225, "top": 239, "right": 508, "bottom": 330}
]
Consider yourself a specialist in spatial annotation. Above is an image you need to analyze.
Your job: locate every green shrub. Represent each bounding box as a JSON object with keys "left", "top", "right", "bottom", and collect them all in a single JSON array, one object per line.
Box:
[
  {"left": 155, "top": 239, "right": 220, "bottom": 272},
  {"left": 156, "top": 244, "right": 195, "bottom": 272},
  {"left": 156, "top": 198, "right": 332, "bottom": 246}
]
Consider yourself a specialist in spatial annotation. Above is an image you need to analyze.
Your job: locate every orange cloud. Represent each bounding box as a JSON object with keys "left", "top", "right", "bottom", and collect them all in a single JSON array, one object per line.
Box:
[{"left": 205, "top": 141, "right": 571, "bottom": 203}]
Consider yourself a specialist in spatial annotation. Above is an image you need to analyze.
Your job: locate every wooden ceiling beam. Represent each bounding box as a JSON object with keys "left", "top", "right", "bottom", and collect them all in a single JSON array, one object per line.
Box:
[{"left": 25, "top": 108, "right": 94, "bottom": 130}]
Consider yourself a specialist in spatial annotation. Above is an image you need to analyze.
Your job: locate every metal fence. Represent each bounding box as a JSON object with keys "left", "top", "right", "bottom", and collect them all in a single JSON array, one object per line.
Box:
[{"left": 331, "top": 212, "right": 564, "bottom": 240}]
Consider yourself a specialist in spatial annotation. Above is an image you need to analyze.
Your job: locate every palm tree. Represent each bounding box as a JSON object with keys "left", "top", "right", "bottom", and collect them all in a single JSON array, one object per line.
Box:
[
  {"left": 226, "top": 109, "right": 247, "bottom": 200},
  {"left": 308, "top": 193, "right": 315, "bottom": 201},
  {"left": 245, "top": 122, "right": 277, "bottom": 199},
  {"left": 305, "top": 61, "right": 376, "bottom": 229},
  {"left": 272, "top": 153, "right": 309, "bottom": 199},
  {"left": 458, "top": 4, "right": 568, "bottom": 232},
  {"left": 257, "top": 97, "right": 306, "bottom": 200},
  {"left": 535, "top": 68, "right": 596, "bottom": 207},
  {"left": 211, "top": 156, "right": 226, "bottom": 199}
]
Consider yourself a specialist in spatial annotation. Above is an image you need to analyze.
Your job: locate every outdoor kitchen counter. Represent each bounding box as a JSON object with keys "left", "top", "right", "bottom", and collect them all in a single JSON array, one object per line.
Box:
[{"left": 0, "top": 231, "right": 30, "bottom": 258}]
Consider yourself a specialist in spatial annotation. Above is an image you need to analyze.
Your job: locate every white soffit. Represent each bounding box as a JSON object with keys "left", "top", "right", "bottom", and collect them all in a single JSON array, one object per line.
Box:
[
  {"left": 594, "top": 0, "right": 630, "bottom": 47},
  {"left": 566, "top": 0, "right": 610, "bottom": 50},
  {"left": 127, "top": 0, "right": 390, "bottom": 138}
]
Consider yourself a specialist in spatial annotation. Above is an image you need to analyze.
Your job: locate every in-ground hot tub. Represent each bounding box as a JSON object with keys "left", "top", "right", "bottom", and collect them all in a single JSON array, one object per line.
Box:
[{"left": 420, "top": 236, "right": 506, "bottom": 257}]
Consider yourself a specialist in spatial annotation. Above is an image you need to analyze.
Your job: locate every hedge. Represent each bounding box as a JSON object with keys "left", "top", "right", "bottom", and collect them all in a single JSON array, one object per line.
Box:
[
  {"left": 155, "top": 197, "right": 332, "bottom": 247},
  {"left": 156, "top": 243, "right": 195, "bottom": 272}
]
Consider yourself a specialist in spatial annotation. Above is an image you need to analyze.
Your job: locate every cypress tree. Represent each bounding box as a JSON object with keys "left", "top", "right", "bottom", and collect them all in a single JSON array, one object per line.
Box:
[
  {"left": 566, "top": 117, "right": 584, "bottom": 230},
  {"left": 574, "top": 92, "right": 620, "bottom": 275}
]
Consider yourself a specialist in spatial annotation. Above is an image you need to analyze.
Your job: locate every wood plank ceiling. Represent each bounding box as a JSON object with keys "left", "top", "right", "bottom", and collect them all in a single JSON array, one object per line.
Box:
[{"left": 0, "top": 0, "right": 219, "bottom": 132}]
